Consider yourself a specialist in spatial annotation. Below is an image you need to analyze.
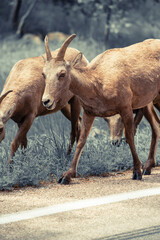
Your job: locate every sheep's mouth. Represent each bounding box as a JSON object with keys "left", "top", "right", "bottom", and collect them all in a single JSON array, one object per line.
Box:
[{"left": 47, "top": 101, "right": 57, "bottom": 110}]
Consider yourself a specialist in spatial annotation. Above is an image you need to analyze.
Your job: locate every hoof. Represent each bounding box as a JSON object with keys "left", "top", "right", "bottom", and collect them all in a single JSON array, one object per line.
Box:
[
  {"left": 132, "top": 172, "right": 142, "bottom": 180},
  {"left": 58, "top": 176, "right": 70, "bottom": 185},
  {"left": 143, "top": 169, "right": 151, "bottom": 175}
]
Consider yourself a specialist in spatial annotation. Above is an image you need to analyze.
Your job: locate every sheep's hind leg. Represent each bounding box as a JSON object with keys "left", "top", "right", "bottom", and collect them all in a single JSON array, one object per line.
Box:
[
  {"left": 67, "top": 96, "right": 81, "bottom": 155},
  {"left": 142, "top": 103, "right": 160, "bottom": 175}
]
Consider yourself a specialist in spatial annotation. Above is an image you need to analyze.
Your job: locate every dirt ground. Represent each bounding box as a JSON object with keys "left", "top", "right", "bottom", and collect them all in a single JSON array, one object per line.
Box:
[{"left": 1, "top": 167, "right": 160, "bottom": 215}]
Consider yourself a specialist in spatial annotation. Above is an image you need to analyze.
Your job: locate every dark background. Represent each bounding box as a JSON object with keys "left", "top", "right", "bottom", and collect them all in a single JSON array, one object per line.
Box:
[{"left": 1, "top": 0, "right": 160, "bottom": 48}]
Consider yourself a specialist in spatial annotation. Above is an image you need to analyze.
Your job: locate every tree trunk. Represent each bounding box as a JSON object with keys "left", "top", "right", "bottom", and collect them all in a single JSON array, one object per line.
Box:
[
  {"left": 10, "top": 0, "right": 22, "bottom": 29},
  {"left": 16, "top": 0, "right": 37, "bottom": 38}
]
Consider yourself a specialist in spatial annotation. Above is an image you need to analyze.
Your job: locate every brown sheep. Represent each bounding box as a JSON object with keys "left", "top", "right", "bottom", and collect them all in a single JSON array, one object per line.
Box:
[
  {"left": 0, "top": 46, "right": 88, "bottom": 161},
  {"left": 42, "top": 34, "right": 160, "bottom": 184}
]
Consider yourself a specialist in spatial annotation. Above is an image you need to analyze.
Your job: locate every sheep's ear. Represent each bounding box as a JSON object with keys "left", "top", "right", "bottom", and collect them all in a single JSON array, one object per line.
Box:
[
  {"left": 71, "top": 52, "right": 83, "bottom": 67},
  {"left": 0, "top": 90, "right": 13, "bottom": 104},
  {"left": 41, "top": 55, "right": 46, "bottom": 63}
]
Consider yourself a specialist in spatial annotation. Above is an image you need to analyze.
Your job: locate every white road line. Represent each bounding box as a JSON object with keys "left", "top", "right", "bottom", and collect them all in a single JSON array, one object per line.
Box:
[{"left": 1, "top": 187, "right": 160, "bottom": 225}]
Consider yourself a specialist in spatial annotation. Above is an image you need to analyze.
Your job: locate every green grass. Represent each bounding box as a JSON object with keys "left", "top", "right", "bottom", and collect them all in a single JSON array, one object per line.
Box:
[{"left": 0, "top": 34, "right": 160, "bottom": 190}]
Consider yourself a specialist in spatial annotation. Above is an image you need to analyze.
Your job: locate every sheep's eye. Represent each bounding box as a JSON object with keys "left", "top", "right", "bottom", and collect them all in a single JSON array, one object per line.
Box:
[
  {"left": 58, "top": 73, "right": 65, "bottom": 80},
  {"left": 42, "top": 73, "right": 46, "bottom": 79}
]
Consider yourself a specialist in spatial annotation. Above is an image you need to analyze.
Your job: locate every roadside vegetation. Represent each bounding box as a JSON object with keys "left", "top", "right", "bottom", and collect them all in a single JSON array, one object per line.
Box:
[{"left": 0, "top": 35, "right": 160, "bottom": 190}]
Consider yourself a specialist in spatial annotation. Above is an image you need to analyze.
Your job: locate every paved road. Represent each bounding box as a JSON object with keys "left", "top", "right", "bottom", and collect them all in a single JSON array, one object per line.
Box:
[{"left": 1, "top": 168, "right": 160, "bottom": 240}]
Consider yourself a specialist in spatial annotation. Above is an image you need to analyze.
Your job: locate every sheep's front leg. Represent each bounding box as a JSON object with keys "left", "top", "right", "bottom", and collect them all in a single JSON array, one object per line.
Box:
[
  {"left": 9, "top": 114, "right": 35, "bottom": 162},
  {"left": 121, "top": 107, "right": 142, "bottom": 180},
  {"left": 58, "top": 111, "right": 95, "bottom": 184}
]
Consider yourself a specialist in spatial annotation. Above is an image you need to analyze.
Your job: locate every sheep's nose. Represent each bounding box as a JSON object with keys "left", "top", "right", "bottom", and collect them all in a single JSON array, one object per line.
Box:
[{"left": 42, "top": 98, "right": 50, "bottom": 107}]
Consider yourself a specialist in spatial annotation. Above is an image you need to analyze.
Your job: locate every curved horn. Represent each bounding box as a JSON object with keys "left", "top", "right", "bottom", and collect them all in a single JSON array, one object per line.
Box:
[
  {"left": 56, "top": 34, "right": 76, "bottom": 61},
  {"left": 44, "top": 35, "right": 52, "bottom": 61},
  {"left": 0, "top": 90, "right": 13, "bottom": 104}
]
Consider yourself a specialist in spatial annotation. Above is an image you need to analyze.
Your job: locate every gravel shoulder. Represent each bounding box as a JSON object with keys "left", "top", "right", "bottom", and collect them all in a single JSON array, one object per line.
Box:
[{"left": 1, "top": 167, "right": 160, "bottom": 215}]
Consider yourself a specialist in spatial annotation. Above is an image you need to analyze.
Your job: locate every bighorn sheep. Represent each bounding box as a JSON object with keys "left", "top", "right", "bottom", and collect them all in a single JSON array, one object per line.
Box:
[
  {"left": 42, "top": 34, "right": 160, "bottom": 184},
  {"left": 0, "top": 47, "right": 88, "bottom": 160}
]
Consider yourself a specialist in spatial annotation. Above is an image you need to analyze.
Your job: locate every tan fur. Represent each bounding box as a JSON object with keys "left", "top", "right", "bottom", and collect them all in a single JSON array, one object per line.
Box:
[
  {"left": 42, "top": 35, "right": 160, "bottom": 184},
  {"left": 104, "top": 115, "right": 124, "bottom": 146},
  {"left": 0, "top": 47, "right": 88, "bottom": 160}
]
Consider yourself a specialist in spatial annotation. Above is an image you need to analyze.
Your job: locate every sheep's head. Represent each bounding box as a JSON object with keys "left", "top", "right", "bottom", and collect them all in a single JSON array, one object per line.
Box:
[
  {"left": 105, "top": 114, "right": 124, "bottom": 147},
  {"left": 42, "top": 34, "right": 78, "bottom": 110}
]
